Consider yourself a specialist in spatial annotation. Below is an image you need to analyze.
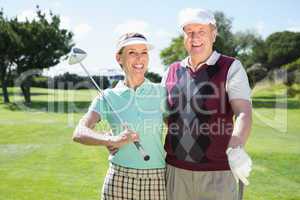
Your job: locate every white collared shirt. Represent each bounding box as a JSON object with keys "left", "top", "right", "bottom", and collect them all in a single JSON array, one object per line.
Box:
[{"left": 161, "top": 51, "right": 251, "bottom": 101}]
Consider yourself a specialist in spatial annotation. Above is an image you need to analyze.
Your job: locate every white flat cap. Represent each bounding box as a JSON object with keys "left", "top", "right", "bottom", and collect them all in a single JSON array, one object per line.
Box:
[{"left": 178, "top": 8, "right": 216, "bottom": 29}]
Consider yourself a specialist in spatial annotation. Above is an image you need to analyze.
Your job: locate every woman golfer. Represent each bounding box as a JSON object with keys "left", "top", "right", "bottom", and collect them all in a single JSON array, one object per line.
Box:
[{"left": 72, "top": 32, "right": 166, "bottom": 200}]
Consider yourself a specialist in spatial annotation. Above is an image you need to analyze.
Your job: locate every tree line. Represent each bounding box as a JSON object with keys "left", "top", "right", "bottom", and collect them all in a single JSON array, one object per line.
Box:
[{"left": 34, "top": 71, "right": 160, "bottom": 89}]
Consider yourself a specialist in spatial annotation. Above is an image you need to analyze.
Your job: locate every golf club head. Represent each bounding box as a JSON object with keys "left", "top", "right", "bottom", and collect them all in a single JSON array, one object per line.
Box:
[{"left": 68, "top": 48, "right": 87, "bottom": 65}]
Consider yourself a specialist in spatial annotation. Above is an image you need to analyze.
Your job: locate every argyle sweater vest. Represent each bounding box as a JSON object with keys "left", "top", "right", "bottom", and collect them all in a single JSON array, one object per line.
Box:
[{"left": 164, "top": 55, "right": 235, "bottom": 171}]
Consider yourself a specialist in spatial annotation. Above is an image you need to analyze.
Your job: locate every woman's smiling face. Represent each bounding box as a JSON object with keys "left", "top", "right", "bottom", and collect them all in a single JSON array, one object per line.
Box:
[{"left": 116, "top": 44, "right": 149, "bottom": 81}]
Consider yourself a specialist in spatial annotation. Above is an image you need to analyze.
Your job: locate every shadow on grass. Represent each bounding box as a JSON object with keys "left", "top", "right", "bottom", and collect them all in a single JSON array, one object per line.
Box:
[
  {"left": 252, "top": 95, "right": 287, "bottom": 100},
  {"left": 252, "top": 95, "right": 300, "bottom": 109},
  {"left": 0, "top": 92, "right": 49, "bottom": 96},
  {"left": 1, "top": 100, "right": 91, "bottom": 113},
  {"left": 2, "top": 92, "right": 299, "bottom": 112}
]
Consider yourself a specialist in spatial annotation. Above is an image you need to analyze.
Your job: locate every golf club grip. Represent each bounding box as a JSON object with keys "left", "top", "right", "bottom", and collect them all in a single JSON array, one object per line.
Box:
[{"left": 134, "top": 141, "right": 150, "bottom": 161}]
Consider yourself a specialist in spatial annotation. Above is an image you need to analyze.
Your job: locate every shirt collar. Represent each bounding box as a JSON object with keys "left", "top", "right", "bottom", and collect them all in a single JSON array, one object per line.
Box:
[
  {"left": 181, "top": 50, "right": 221, "bottom": 68},
  {"left": 114, "top": 78, "right": 150, "bottom": 94}
]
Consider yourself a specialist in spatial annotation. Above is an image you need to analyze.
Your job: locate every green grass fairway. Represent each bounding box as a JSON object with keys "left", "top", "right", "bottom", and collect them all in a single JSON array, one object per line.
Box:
[{"left": 0, "top": 85, "right": 299, "bottom": 200}]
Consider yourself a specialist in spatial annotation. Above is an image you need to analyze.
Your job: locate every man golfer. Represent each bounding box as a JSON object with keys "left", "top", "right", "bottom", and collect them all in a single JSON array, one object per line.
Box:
[{"left": 162, "top": 8, "right": 253, "bottom": 200}]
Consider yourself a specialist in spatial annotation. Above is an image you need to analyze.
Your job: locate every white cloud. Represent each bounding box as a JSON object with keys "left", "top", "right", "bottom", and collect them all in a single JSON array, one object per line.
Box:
[
  {"left": 17, "top": 9, "right": 52, "bottom": 22},
  {"left": 17, "top": 9, "right": 36, "bottom": 22},
  {"left": 285, "top": 19, "right": 300, "bottom": 32},
  {"left": 114, "top": 20, "right": 151, "bottom": 37},
  {"left": 286, "top": 26, "right": 300, "bottom": 32},
  {"left": 18, "top": 9, "right": 93, "bottom": 40},
  {"left": 287, "top": 19, "right": 298, "bottom": 26},
  {"left": 17, "top": 11, "right": 92, "bottom": 40},
  {"left": 255, "top": 21, "right": 265, "bottom": 35},
  {"left": 60, "top": 16, "right": 71, "bottom": 30},
  {"left": 53, "top": 1, "right": 62, "bottom": 7},
  {"left": 155, "top": 29, "right": 176, "bottom": 39},
  {"left": 113, "top": 20, "right": 176, "bottom": 46},
  {"left": 73, "top": 23, "right": 93, "bottom": 39},
  {"left": 57, "top": 16, "right": 92, "bottom": 40}
]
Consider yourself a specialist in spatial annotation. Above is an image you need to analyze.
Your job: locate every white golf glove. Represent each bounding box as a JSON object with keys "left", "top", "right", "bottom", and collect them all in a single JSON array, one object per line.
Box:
[{"left": 226, "top": 146, "right": 252, "bottom": 185}]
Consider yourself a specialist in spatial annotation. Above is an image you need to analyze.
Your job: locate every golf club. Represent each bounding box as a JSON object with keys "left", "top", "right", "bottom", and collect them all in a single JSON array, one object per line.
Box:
[{"left": 68, "top": 47, "right": 150, "bottom": 161}]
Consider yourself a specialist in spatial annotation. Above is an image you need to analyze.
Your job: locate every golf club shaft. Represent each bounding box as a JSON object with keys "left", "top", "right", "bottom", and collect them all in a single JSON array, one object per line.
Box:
[
  {"left": 79, "top": 62, "right": 150, "bottom": 161},
  {"left": 79, "top": 63, "right": 105, "bottom": 97}
]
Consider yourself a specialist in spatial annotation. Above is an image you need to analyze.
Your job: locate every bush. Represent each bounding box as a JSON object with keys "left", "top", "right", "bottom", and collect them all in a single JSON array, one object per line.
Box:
[
  {"left": 283, "top": 58, "right": 300, "bottom": 86},
  {"left": 32, "top": 76, "right": 49, "bottom": 88},
  {"left": 246, "top": 63, "right": 268, "bottom": 88},
  {"left": 145, "top": 71, "right": 162, "bottom": 83}
]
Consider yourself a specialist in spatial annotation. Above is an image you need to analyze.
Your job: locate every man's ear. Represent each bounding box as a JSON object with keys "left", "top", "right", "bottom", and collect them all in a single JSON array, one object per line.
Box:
[{"left": 212, "top": 27, "right": 218, "bottom": 43}]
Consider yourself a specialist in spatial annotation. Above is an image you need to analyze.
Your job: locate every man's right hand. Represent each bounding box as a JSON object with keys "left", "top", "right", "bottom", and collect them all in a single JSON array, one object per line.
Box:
[{"left": 226, "top": 146, "right": 252, "bottom": 185}]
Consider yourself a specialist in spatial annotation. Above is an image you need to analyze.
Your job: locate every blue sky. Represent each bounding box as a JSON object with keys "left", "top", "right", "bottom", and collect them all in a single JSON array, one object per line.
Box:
[{"left": 1, "top": 0, "right": 300, "bottom": 76}]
